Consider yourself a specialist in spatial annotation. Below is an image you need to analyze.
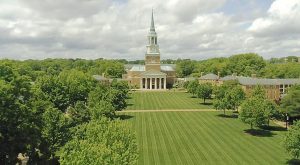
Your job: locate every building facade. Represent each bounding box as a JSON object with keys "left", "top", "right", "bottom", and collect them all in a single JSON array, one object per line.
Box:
[
  {"left": 198, "top": 73, "right": 300, "bottom": 101},
  {"left": 123, "top": 11, "right": 176, "bottom": 90}
]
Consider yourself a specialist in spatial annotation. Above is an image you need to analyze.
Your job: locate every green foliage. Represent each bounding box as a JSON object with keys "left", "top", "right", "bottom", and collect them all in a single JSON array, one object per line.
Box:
[
  {"left": 239, "top": 87, "right": 277, "bottom": 129},
  {"left": 196, "top": 83, "right": 213, "bottom": 103},
  {"left": 176, "top": 59, "right": 196, "bottom": 77},
  {"left": 0, "top": 65, "right": 40, "bottom": 164},
  {"left": 239, "top": 97, "right": 266, "bottom": 129},
  {"left": 261, "top": 63, "right": 300, "bottom": 78},
  {"left": 284, "top": 120, "right": 300, "bottom": 159},
  {"left": 36, "top": 69, "right": 96, "bottom": 111},
  {"left": 111, "top": 80, "right": 130, "bottom": 111},
  {"left": 60, "top": 119, "right": 138, "bottom": 165},
  {"left": 226, "top": 53, "right": 266, "bottom": 76},
  {"left": 88, "top": 85, "right": 116, "bottom": 118},
  {"left": 214, "top": 84, "right": 245, "bottom": 114},
  {"left": 187, "top": 80, "right": 199, "bottom": 96},
  {"left": 67, "top": 101, "right": 90, "bottom": 125},
  {"left": 280, "top": 85, "right": 300, "bottom": 117},
  {"left": 41, "top": 107, "right": 70, "bottom": 159}
]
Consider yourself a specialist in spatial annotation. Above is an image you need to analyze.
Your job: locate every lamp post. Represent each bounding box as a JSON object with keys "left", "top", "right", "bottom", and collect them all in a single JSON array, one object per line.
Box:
[{"left": 286, "top": 113, "right": 289, "bottom": 129}]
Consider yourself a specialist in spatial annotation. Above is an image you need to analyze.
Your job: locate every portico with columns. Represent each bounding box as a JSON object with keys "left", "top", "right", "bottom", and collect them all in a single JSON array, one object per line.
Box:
[{"left": 140, "top": 71, "right": 167, "bottom": 90}]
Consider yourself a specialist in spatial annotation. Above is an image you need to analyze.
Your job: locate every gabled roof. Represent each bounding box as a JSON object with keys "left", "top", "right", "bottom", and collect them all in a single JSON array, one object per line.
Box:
[
  {"left": 199, "top": 73, "right": 219, "bottom": 80},
  {"left": 129, "top": 65, "right": 145, "bottom": 71},
  {"left": 141, "top": 70, "right": 166, "bottom": 76},
  {"left": 220, "top": 75, "right": 300, "bottom": 86}
]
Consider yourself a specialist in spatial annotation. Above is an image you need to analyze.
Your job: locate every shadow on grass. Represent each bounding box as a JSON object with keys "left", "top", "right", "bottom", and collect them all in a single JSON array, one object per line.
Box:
[
  {"left": 286, "top": 159, "right": 300, "bottom": 165},
  {"left": 127, "top": 103, "right": 134, "bottom": 107},
  {"left": 190, "top": 96, "right": 197, "bottom": 98},
  {"left": 244, "top": 129, "right": 275, "bottom": 137},
  {"left": 200, "top": 102, "right": 213, "bottom": 105},
  {"left": 260, "top": 125, "right": 287, "bottom": 132},
  {"left": 126, "top": 96, "right": 133, "bottom": 99},
  {"left": 116, "top": 114, "right": 134, "bottom": 120},
  {"left": 216, "top": 114, "right": 238, "bottom": 119}
]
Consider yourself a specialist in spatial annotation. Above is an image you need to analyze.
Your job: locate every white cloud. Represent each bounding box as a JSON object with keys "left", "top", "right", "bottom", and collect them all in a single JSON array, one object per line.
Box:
[
  {"left": 0, "top": 0, "right": 299, "bottom": 60},
  {"left": 248, "top": 0, "right": 300, "bottom": 37}
]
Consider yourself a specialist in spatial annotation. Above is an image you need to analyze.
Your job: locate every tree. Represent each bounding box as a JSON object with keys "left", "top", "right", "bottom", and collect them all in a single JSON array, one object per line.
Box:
[
  {"left": 226, "top": 53, "right": 266, "bottom": 76},
  {"left": 280, "top": 85, "right": 300, "bottom": 117},
  {"left": 111, "top": 80, "right": 130, "bottom": 111},
  {"left": 197, "top": 83, "right": 213, "bottom": 104},
  {"left": 213, "top": 85, "right": 229, "bottom": 115},
  {"left": 41, "top": 107, "right": 70, "bottom": 160},
  {"left": 176, "top": 59, "right": 196, "bottom": 77},
  {"left": 187, "top": 80, "right": 199, "bottom": 96},
  {"left": 283, "top": 120, "right": 300, "bottom": 159},
  {"left": 59, "top": 119, "right": 138, "bottom": 165},
  {"left": 88, "top": 85, "right": 116, "bottom": 118},
  {"left": 67, "top": 101, "right": 90, "bottom": 126},
  {"left": 227, "top": 86, "right": 245, "bottom": 111},
  {"left": 213, "top": 85, "right": 245, "bottom": 115},
  {"left": 239, "top": 97, "right": 266, "bottom": 129},
  {"left": 0, "top": 64, "right": 40, "bottom": 164}
]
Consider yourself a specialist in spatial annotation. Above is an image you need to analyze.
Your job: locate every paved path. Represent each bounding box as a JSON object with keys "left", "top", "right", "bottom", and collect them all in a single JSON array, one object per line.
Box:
[{"left": 118, "top": 109, "right": 217, "bottom": 113}]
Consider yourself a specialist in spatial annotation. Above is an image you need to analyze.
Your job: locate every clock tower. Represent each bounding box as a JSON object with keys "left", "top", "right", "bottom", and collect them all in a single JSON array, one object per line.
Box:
[{"left": 145, "top": 10, "right": 161, "bottom": 71}]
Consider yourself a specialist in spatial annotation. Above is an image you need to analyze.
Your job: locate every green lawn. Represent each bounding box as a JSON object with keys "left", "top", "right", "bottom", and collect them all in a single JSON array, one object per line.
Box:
[
  {"left": 126, "top": 91, "right": 213, "bottom": 110},
  {"left": 121, "top": 111, "right": 289, "bottom": 165}
]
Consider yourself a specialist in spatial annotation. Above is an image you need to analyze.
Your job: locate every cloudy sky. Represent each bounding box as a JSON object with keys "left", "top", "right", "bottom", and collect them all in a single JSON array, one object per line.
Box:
[{"left": 0, "top": 0, "right": 299, "bottom": 60}]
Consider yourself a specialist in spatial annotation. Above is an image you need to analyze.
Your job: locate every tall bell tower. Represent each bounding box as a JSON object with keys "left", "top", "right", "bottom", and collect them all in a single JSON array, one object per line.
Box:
[{"left": 145, "top": 10, "right": 161, "bottom": 71}]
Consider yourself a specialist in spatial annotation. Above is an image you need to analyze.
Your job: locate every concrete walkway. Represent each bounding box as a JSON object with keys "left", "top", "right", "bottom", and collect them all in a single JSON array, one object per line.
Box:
[{"left": 118, "top": 109, "right": 216, "bottom": 113}]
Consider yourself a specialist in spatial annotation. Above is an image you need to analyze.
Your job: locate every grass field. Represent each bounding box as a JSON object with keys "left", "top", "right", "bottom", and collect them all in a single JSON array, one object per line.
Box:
[
  {"left": 121, "top": 111, "right": 289, "bottom": 165},
  {"left": 126, "top": 91, "right": 213, "bottom": 110}
]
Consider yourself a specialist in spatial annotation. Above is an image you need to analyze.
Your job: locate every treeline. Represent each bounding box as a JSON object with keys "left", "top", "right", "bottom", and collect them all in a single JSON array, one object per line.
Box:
[
  {"left": 0, "top": 58, "right": 125, "bottom": 81},
  {"left": 175, "top": 53, "right": 300, "bottom": 78},
  {"left": 0, "top": 60, "right": 137, "bottom": 164}
]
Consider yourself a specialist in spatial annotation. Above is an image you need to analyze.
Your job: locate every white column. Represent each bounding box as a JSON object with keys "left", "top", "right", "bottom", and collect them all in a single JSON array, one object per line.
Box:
[
  {"left": 155, "top": 78, "right": 157, "bottom": 89},
  {"left": 140, "top": 78, "right": 143, "bottom": 89},
  {"left": 159, "top": 78, "right": 162, "bottom": 89},
  {"left": 164, "top": 78, "right": 167, "bottom": 89},
  {"left": 150, "top": 78, "right": 152, "bottom": 90},
  {"left": 145, "top": 78, "right": 148, "bottom": 89}
]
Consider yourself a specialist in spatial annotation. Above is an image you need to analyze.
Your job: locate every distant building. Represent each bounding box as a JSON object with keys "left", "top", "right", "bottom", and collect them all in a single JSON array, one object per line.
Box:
[{"left": 123, "top": 10, "right": 176, "bottom": 90}]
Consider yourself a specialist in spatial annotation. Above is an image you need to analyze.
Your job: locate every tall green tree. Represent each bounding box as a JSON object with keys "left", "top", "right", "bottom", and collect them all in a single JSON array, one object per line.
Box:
[
  {"left": 176, "top": 59, "right": 196, "bottom": 77},
  {"left": 283, "top": 120, "right": 300, "bottom": 159},
  {"left": 197, "top": 83, "right": 213, "bottom": 104},
  {"left": 60, "top": 119, "right": 138, "bottom": 165},
  {"left": 280, "top": 85, "right": 300, "bottom": 117},
  {"left": 187, "top": 80, "right": 199, "bottom": 96},
  {"left": 0, "top": 64, "right": 40, "bottom": 164},
  {"left": 41, "top": 107, "right": 70, "bottom": 160},
  {"left": 239, "top": 97, "right": 266, "bottom": 129}
]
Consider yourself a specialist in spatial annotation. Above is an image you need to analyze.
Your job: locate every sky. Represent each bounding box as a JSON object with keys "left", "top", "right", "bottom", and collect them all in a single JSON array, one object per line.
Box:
[{"left": 0, "top": 0, "right": 299, "bottom": 60}]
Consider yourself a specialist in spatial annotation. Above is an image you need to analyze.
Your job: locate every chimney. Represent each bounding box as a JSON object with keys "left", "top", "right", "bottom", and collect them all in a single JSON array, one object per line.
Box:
[{"left": 251, "top": 74, "right": 257, "bottom": 78}]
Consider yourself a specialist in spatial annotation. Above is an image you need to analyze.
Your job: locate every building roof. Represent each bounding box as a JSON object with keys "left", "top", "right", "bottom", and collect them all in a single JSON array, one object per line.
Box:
[
  {"left": 161, "top": 65, "right": 175, "bottom": 71},
  {"left": 129, "top": 65, "right": 145, "bottom": 71},
  {"left": 141, "top": 70, "right": 166, "bottom": 76},
  {"left": 199, "top": 73, "right": 219, "bottom": 80},
  {"left": 126, "top": 64, "right": 175, "bottom": 72},
  {"left": 220, "top": 75, "right": 300, "bottom": 86}
]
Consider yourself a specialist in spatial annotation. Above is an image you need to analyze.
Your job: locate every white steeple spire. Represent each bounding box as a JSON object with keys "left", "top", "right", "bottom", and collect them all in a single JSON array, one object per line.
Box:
[{"left": 150, "top": 9, "right": 155, "bottom": 32}]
